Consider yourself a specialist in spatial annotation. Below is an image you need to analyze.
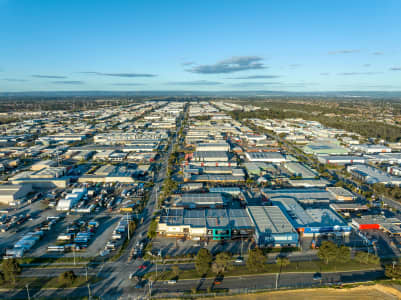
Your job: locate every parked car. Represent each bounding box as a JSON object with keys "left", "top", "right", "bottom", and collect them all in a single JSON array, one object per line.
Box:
[
  {"left": 235, "top": 257, "right": 243, "bottom": 263},
  {"left": 313, "top": 272, "right": 322, "bottom": 281}
]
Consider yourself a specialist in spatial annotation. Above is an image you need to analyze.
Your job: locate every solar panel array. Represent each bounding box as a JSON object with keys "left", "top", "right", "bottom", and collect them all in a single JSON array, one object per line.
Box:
[{"left": 160, "top": 208, "right": 253, "bottom": 229}]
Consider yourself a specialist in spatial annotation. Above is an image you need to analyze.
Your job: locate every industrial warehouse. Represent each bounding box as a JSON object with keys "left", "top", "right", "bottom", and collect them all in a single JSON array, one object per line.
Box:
[{"left": 157, "top": 208, "right": 254, "bottom": 240}]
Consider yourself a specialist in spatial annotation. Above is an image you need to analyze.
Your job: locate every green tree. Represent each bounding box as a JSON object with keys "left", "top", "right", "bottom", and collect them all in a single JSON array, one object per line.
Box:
[
  {"left": 128, "top": 220, "right": 137, "bottom": 238},
  {"left": 317, "top": 241, "right": 339, "bottom": 264},
  {"left": 337, "top": 246, "right": 351, "bottom": 263},
  {"left": 246, "top": 248, "right": 265, "bottom": 272},
  {"left": 0, "top": 271, "right": 4, "bottom": 285},
  {"left": 354, "top": 251, "right": 380, "bottom": 264},
  {"left": 147, "top": 219, "right": 158, "bottom": 239},
  {"left": 2, "top": 258, "right": 21, "bottom": 284},
  {"left": 58, "top": 270, "right": 77, "bottom": 286},
  {"left": 385, "top": 262, "right": 401, "bottom": 279},
  {"left": 195, "top": 248, "right": 212, "bottom": 276},
  {"left": 212, "top": 252, "right": 232, "bottom": 274},
  {"left": 171, "top": 265, "right": 180, "bottom": 278},
  {"left": 276, "top": 257, "right": 290, "bottom": 268}
]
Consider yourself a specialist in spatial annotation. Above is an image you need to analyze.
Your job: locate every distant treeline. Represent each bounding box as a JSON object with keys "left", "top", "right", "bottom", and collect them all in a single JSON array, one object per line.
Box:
[
  {"left": 229, "top": 108, "right": 401, "bottom": 142},
  {"left": 0, "top": 98, "right": 141, "bottom": 112}
]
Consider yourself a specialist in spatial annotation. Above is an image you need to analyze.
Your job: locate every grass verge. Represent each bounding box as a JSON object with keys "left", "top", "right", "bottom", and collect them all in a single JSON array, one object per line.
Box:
[
  {"left": 0, "top": 276, "right": 101, "bottom": 289},
  {"left": 144, "top": 259, "right": 382, "bottom": 281}
]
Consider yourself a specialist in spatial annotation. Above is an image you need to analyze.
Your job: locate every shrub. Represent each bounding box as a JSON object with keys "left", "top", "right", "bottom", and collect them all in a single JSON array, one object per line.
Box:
[{"left": 58, "top": 270, "right": 77, "bottom": 286}]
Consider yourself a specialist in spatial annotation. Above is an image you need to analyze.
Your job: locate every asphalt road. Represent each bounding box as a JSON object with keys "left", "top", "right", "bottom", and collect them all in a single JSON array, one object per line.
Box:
[{"left": 3, "top": 268, "right": 385, "bottom": 300}]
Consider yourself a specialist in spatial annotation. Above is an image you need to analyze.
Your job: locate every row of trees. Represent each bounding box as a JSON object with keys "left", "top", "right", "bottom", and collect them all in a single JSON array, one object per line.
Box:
[
  {"left": 0, "top": 259, "right": 80, "bottom": 287},
  {"left": 194, "top": 248, "right": 267, "bottom": 276},
  {"left": 195, "top": 249, "right": 235, "bottom": 276},
  {"left": 318, "top": 241, "right": 380, "bottom": 265},
  {"left": 372, "top": 183, "right": 401, "bottom": 201},
  {"left": 192, "top": 242, "right": 381, "bottom": 279},
  {"left": 317, "top": 241, "right": 351, "bottom": 264},
  {"left": 147, "top": 219, "right": 158, "bottom": 239},
  {"left": 0, "top": 258, "right": 21, "bottom": 284}
]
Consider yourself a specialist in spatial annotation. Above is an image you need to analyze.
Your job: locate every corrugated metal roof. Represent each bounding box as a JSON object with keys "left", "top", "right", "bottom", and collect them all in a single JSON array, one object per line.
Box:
[{"left": 247, "top": 206, "right": 295, "bottom": 234}]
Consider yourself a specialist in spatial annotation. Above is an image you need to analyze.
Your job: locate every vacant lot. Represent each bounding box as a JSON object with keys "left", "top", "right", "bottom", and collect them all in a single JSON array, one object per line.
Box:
[{"left": 212, "top": 284, "right": 401, "bottom": 300}]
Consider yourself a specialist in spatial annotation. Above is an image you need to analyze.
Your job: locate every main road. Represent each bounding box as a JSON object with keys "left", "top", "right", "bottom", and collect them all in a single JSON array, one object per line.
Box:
[{"left": 2, "top": 268, "right": 385, "bottom": 300}]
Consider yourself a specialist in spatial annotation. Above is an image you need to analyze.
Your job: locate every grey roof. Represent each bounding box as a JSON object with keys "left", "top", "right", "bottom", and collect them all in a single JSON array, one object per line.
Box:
[
  {"left": 348, "top": 164, "right": 401, "bottom": 184},
  {"left": 326, "top": 187, "right": 355, "bottom": 198},
  {"left": 247, "top": 206, "right": 296, "bottom": 234},
  {"left": 209, "top": 187, "right": 242, "bottom": 195},
  {"left": 284, "top": 162, "right": 318, "bottom": 178},
  {"left": 269, "top": 197, "right": 314, "bottom": 227},
  {"left": 263, "top": 188, "right": 335, "bottom": 203},
  {"left": 193, "top": 151, "right": 228, "bottom": 158},
  {"left": 160, "top": 208, "right": 253, "bottom": 229},
  {"left": 191, "top": 175, "right": 245, "bottom": 182},
  {"left": 247, "top": 152, "right": 285, "bottom": 160},
  {"left": 353, "top": 215, "right": 401, "bottom": 226},
  {"left": 228, "top": 209, "right": 253, "bottom": 228},
  {"left": 176, "top": 193, "right": 225, "bottom": 206},
  {"left": 304, "top": 208, "right": 347, "bottom": 227},
  {"left": 206, "top": 209, "right": 229, "bottom": 228}
]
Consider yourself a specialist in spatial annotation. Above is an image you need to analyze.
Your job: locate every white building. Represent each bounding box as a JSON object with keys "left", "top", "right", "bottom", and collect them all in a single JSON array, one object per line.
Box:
[
  {"left": 0, "top": 184, "right": 32, "bottom": 205},
  {"left": 56, "top": 187, "right": 87, "bottom": 211},
  {"left": 245, "top": 152, "right": 286, "bottom": 163}
]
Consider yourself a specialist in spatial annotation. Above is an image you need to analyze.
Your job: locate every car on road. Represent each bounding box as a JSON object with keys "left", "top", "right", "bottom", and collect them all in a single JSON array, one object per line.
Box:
[
  {"left": 235, "top": 257, "right": 243, "bottom": 263},
  {"left": 167, "top": 280, "right": 177, "bottom": 284},
  {"left": 313, "top": 272, "right": 322, "bottom": 281},
  {"left": 214, "top": 274, "right": 224, "bottom": 285},
  {"left": 138, "top": 263, "right": 147, "bottom": 270},
  {"left": 135, "top": 280, "right": 147, "bottom": 288}
]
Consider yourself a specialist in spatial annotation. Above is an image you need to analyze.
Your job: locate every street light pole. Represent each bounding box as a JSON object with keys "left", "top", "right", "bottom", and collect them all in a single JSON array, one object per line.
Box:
[
  {"left": 26, "top": 283, "right": 31, "bottom": 300},
  {"left": 155, "top": 256, "right": 158, "bottom": 281},
  {"left": 87, "top": 283, "right": 92, "bottom": 300},
  {"left": 127, "top": 212, "right": 130, "bottom": 240},
  {"left": 73, "top": 246, "right": 76, "bottom": 266},
  {"left": 148, "top": 280, "right": 153, "bottom": 300}
]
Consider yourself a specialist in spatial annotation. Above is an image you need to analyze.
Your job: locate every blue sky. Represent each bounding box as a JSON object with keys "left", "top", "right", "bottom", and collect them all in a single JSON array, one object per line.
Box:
[{"left": 0, "top": 0, "right": 400, "bottom": 92}]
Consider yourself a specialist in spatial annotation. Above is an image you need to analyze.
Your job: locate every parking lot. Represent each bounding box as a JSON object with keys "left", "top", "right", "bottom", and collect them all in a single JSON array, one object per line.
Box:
[
  {"left": 152, "top": 237, "right": 253, "bottom": 257},
  {"left": 0, "top": 192, "right": 136, "bottom": 259},
  {"left": 29, "top": 213, "right": 122, "bottom": 258}
]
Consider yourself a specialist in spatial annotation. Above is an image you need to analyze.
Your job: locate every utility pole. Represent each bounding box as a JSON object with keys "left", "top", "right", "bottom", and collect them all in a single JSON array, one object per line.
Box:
[
  {"left": 127, "top": 212, "right": 130, "bottom": 240},
  {"left": 148, "top": 280, "right": 153, "bottom": 300},
  {"left": 86, "top": 266, "right": 88, "bottom": 281},
  {"left": 275, "top": 273, "right": 279, "bottom": 289},
  {"left": 26, "top": 283, "right": 31, "bottom": 300},
  {"left": 73, "top": 246, "right": 76, "bottom": 265},
  {"left": 87, "top": 283, "right": 92, "bottom": 300}
]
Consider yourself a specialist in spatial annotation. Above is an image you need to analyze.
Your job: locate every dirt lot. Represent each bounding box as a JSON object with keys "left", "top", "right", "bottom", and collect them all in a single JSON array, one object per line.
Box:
[{"left": 210, "top": 284, "right": 401, "bottom": 300}]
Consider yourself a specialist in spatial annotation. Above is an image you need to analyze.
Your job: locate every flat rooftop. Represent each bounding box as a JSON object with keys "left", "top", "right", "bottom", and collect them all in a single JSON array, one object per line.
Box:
[
  {"left": 263, "top": 188, "right": 335, "bottom": 202},
  {"left": 247, "top": 206, "right": 296, "bottom": 234},
  {"left": 159, "top": 208, "right": 253, "bottom": 229},
  {"left": 175, "top": 193, "right": 225, "bottom": 206}
]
